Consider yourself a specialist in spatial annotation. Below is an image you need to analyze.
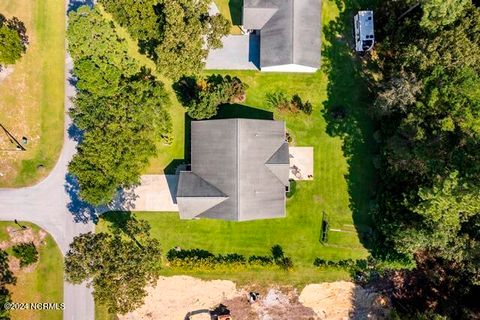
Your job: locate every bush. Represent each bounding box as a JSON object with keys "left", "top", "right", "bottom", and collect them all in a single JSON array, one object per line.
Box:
[
  {"left": 266, "top": 92, "right": 313, "bottom": 115},
  {"left": 174, "top": 74, "right": 248, "bottom": 120},
  {"left": 12, "top": 242, "right": 38, "bottom": 267},
  {"left": 167, "top": 245, "right": 293, "bottom": 271},
  {"left": 286, "top": 179, "right": 296, "bottom": 198},
  {"left": 266, "top": 91, "right": 290, "bottom": 110}
]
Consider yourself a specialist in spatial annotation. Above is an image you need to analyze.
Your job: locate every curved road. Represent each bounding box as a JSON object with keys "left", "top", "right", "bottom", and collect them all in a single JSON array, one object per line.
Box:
[{"left": 0, "top": 49, "right": 95, "bottom": 320}]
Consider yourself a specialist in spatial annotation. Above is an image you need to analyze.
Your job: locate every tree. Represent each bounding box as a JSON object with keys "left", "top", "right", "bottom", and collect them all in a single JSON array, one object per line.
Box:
[
  {"left": 420, "top": 0, "right": 471, "bottom": 31},
  {"left": 69, "top": 72, "right": 172, "bottom": 205},
  {"left": 67, "top": 6, "right": 138, "bottom": 96},
  {"left": 12, "top": 242, "right": 38, "bottom": 267},
  {"left": 65, "top": 224, "right": 161, "bottom": 314},
  {"left": 99, "top": 0, "right": 231, "bottom": 79},
  {"left": 174, "top": 74, "right": 247, "bottom": 119},
  {"left": 0, "top": 14, "right": 27, "bottom": 66},
  {"left": 366, "top": 2, "right": 480, "bottom": 317},
  {"left": 67, "top": 6, "right": 172, "bottom": 206},
  {"left": 0, "top": 249, "right": 16, "bottom": 320}
]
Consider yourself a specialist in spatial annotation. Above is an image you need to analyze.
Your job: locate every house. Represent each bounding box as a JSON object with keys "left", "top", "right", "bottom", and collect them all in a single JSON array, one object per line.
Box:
[
  {"left": 243, "top": 0, "right": 321, "bottom": 72},
  {"left": 205, "top": 0, "right": 321, "bottom": 72},
  {"left": 354, "top": 11, "right": 375, "bottom": 52},
  {"left": 176, "top": 119, "right": 290, "bottom": 221}
]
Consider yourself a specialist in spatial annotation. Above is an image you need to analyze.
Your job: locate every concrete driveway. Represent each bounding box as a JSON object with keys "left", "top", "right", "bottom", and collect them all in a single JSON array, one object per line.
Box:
[
  {"left": 206, "top": 34, "right": 260, "bottom": 70},
  {"left": 126, "top": 175, "right": 179, "bottom": 212}
]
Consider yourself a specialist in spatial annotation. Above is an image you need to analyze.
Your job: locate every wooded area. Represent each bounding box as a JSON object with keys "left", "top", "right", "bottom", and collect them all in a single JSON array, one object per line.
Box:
[{"left": 366, "top": 0, "right": 480, "bottom": 317}]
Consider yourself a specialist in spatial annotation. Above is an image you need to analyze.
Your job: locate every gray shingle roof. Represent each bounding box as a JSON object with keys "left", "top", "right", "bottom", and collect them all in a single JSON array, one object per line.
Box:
[
  {"left": 176, "top": 119, "right": 290, "bottom": 221},
  {"left": 243, "top": 0, "right": 321, "bottom": 68}
]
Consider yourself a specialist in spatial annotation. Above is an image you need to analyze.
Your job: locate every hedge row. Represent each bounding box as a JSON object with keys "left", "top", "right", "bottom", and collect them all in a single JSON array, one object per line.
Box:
[{"left": 167, "top": 246, "right": 293, "bottom": 271}]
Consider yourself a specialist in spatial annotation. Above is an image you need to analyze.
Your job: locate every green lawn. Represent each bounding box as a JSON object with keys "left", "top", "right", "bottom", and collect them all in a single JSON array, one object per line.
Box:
[
  {"left": 97, "top": 0, "right": 376, "bottom": 287},
  {"left": 0, "top": 222, "right": 63, "bottom": 320},
  {"left": 0, "top": 0, "right": 65, "bottom": 187}
]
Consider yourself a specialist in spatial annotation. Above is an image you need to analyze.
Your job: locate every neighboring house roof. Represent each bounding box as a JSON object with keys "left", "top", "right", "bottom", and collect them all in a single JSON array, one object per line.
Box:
[
  {"left": 176, "top": 119, "right": 290, "bottom": 221},
  {"left": 243, "top": 0, "right": 321, "bottom": 69}
]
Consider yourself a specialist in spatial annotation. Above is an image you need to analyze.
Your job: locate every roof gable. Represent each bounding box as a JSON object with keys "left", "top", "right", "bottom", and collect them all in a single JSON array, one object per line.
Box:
[{"left": 176, "top": 119, "right": 289, "bottom": 221}]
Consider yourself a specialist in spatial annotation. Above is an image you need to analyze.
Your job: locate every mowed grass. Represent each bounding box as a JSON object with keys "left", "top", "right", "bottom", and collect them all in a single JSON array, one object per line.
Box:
[
  {"left": 0, "top": 0, "right": 65, "bottom": 187},
  {"left": 97, "top": 0, "right": 375, "bottom": 286},
  {"left": 0, "top": 222, "right": 63, "bottom": 320}
]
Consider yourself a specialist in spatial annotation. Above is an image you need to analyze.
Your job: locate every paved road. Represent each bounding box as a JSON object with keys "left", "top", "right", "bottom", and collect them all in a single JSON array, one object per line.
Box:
[{"left": 0, "top": 53, "right": 95, "bottom": 320}]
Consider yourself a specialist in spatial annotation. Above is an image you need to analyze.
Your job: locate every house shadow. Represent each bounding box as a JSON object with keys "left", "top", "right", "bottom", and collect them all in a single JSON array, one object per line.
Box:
[
  {"left": 248, "top": 33, "right": 260, "bottom": 69},
  {"left": 67, "top": 0, "right": 94, "bottom": 13},
  {"left": 213, "top": 103, "right": 274, "bottom": 120},
  {"left": 229, "top": 0, "right": 243, "bottom": 26}
]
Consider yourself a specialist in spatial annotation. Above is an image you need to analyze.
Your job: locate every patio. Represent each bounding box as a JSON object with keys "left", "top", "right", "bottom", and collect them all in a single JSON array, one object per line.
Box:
[{"left": 289, "top": 147, "right": 314, "bottom": 180}]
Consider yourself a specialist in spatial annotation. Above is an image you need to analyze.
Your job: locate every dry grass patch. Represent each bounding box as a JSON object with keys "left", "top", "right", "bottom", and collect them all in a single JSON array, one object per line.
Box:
[{"left": 0, "top": 0, "right": 65, "bottom": 187}]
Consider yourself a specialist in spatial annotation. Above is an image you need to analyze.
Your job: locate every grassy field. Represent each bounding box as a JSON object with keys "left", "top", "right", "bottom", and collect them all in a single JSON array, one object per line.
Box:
[
  {"left": 0, "top": 222, "right": 63, "bottom": 320},
  {"left": 97, "top": 0, "right": 376, "bottom": 284},
  {"left": 0, "top": 0, "right": 65, "bottom": 187}
]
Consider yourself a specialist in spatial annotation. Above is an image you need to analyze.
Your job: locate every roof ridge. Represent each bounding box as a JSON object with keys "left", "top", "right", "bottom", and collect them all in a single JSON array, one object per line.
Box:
[
  {"left": 235, "top": 119, "right": 240, "bottom": 220},
  {"left": 291, "top": 0, "right": 295, "bottom": 63}
]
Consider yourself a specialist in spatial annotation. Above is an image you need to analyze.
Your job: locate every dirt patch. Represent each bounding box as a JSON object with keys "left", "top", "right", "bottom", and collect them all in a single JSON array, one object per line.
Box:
[
  {"left": 0, "top": 66, "right": 14, "bottom": 84},
  {"left": 0, "top": 226, "right": 45, "bottom": 273},
  {"left": 299, "top": 281, "right": 390, "bottom": 320},
  {"left": 0, "top": 226, "right": 47, "bottom": 248},
  {"left": 120, "top": 276, "right": 242, "bottom": 320},
  {"left": 120, "top": 277, "right": 389, "bottom": 320},
  {"left": 225, "top": 287, "right": 318, "bottom": 320}
]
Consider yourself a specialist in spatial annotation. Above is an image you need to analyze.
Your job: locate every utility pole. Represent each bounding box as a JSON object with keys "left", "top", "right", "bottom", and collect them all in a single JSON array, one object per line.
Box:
[{"left": 0, "top": 122, "right": 26, "bottom": 151}]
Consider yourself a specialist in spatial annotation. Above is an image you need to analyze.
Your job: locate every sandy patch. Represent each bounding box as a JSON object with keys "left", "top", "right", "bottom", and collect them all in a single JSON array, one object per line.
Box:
[
  {"left": 299, "top": 281, "right": 389, "bottom": 320},
  {"left": 120, "top": 276, "right": 241, "bottom": 320},
  {"left": 0, "top": 66, "right": 14, "bottom": 84},
  {"left": 118, "top": 277, "right": 389, "bottom": 320}
]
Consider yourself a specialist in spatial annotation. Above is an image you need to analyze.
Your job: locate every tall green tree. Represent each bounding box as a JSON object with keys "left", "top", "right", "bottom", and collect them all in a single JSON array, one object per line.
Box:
[
  {"left": 0, "top": 249, "right": 16, "bottom": 320},
  {"left": 68, "top": 6, "right": 172, "bottom": 205},
  {"left": 99, "top": 0, "right": 230, "bottom": 79},
  {"left": 0, "top": 15, "right": 27, "bottom": 66},
  {"left": 69, "top": 72, "right": 172, "bottom": 205},
  {"left": 368, "top": 1, "right": 480, "bottom": 317},
  {"left": 420, "top": 0, "right": 471, "bottom": 31},
  {"left": 65, "top": 225, "right": 161, "bottom": 314}
]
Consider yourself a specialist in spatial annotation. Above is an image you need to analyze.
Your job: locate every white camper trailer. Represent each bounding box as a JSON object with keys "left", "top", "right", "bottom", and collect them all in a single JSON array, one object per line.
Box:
[{"left": 354, "top": 11, "right": 375, "bottom": 52}]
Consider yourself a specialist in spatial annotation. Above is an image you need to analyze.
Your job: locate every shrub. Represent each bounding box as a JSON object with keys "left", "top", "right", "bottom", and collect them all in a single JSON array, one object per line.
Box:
[
  {"left": 167, "top": 245, "right": 293, "bottom": 271},
  {"left": 12, "top": 242, "right": 38, "bottom": 267},
  {"left": 286, "top": 179, "right": 296, "bottom": 198},
  {"left": 248, "top": 255, "right": 274, "bottom": 265},
  {"left": 266, "top": 91, "right": 290, "bottom": 111},
  {"left": 174, "top": 74, "right": 248, "bottom": 120},
  {"left": 266, "top": 92, "right": 313, "bottom": 115}
]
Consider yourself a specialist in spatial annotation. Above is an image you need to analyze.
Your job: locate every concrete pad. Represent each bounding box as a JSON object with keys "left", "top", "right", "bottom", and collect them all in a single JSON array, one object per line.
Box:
[
  {"left": 206, "top": 34, "right": 260, "bottom": 70},
  {"left": 130, "top": 175, "right": 178, "bottom": 212},
  {"left": 289, "top": 147, "right": 314, "bottom": 180}
]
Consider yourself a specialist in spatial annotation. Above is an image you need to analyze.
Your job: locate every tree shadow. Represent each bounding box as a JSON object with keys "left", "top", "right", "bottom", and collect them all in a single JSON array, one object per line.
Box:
[
  {"left": 67, "top": 0, "right": 94, "bottom": 13},
  {"left": 229, "top": 0, "right": 243, "bottom": 26},
  {"left": 67, "top": 123, "right": 83, "bottom": 143},
  {"left": 64, "top": 174, "right": 98, "bottom": 223},
  {"left": 321, "top": 0, "right": 380, "bottom": 251}
]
